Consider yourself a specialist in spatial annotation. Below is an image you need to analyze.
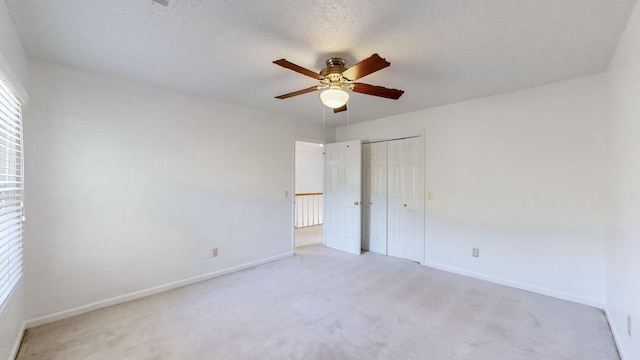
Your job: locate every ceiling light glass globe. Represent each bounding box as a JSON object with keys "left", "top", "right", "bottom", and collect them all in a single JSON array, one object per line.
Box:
[{"left": 320, "top": 89, "right": 349, "bottom": 108}]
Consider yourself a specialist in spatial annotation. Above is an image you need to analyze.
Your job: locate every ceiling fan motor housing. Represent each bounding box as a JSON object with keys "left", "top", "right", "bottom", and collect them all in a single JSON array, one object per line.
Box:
[
  {"left": 320, "top": 58, "right": 350, "bottom": 89},
  {"left": 321, "top": 58, "right": 346, "bottom": 74}
]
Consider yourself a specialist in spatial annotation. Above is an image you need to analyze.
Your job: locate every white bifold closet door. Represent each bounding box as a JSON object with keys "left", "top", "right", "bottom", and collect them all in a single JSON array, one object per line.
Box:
[
  {"left": 362, "top": 142, "right": 388, "bottom": 255},
  {"left": 387, "top": 137, "right": 424, "bottom": 262}
]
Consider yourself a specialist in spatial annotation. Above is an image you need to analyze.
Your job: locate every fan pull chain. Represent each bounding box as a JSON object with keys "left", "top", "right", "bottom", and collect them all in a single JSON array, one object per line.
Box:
[
  {"left": 322, "top": 103, "right": 326, "bottom": 152},
  {"left": 346, "top": 104, "right": 350, "bottom": 139}
]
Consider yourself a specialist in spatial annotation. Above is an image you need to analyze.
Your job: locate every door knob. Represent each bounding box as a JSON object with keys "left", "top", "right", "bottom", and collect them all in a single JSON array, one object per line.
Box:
[
  {"left": 404, "top": 204, "right": 407, "bottom": 207},
  {"left": 370, "top": 202, "right": 373, "bottom": 205},
  {"left": 354, "top": 201, "right": 360, "bottom": 205}
]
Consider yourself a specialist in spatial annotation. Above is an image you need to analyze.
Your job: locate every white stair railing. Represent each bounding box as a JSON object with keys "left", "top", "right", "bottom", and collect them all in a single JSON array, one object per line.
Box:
[{"left": 294, "top": 193, "right": 323, "bottom": 228}]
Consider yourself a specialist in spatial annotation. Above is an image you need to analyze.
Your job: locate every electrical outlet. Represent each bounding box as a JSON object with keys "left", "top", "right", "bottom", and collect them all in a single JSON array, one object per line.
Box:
[
  {"left": 472, "top": 248, "right": 479, "bottom": 257},
  {"left": 629, "top": 315, "right": 632, "bottom": 337},
  {"left": 204, "top": 248, "right": 219, "bottom": 259}
]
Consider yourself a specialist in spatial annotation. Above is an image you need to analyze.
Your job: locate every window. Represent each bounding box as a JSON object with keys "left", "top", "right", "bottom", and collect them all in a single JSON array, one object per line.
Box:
[{"left": 0, "top": 71, "right": 23, "bottom": 309}]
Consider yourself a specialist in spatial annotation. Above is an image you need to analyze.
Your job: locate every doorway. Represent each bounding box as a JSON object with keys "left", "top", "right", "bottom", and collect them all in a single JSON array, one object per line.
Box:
[{"left": 294, "top": 140, "right": 325, "bottom": 248}]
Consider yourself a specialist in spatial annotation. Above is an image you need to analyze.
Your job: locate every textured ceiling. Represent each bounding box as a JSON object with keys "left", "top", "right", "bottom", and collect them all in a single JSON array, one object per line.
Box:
[{"left": 5, "top": 0, "right": 638, "bottom": 125}]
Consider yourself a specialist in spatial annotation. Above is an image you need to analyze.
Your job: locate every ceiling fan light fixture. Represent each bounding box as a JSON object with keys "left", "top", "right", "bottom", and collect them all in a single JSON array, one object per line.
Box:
[{"left": 320, "top": 88, "right": 349, "bottom": 109}]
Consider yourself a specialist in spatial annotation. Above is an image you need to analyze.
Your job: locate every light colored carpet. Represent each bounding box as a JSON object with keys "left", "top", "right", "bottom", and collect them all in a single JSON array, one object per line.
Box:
[
  {"left": 295, "top": 225, "right": 322, "bottom": 247},
  {"left": 17, "top": 245, "right": 619, "bottom": 360}
]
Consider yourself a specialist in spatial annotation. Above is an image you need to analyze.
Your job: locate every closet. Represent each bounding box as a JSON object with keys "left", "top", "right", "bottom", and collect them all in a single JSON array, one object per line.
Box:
[{"left": 362, "top": 137, "right": 424, "bottom": 262}]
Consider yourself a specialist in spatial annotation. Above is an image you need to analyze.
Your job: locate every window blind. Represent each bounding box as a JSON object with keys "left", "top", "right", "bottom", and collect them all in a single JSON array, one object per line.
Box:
[{"left": 0, "top": 72, "right": 23, "bottom": 310}]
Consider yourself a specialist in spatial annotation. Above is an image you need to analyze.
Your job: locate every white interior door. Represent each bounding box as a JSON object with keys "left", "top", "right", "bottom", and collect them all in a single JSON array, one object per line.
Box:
[
  {"left": 387, "top": 140, "right": 405, "bottom": 259},
  {"left": 403, "top": 137, "right": 424, "bottom": 262},
  {"left": 362, "top": 142, "right": 388, "bottom": 255},
  {"left": 324, "top": 140, "right": 362, "bottom": 255},
  {"left": 387, "top": 138, "right": 424, "bottom": 262}
]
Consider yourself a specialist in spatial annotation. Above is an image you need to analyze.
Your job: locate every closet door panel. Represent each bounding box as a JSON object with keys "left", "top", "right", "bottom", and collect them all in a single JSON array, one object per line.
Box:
[
  {"left": 387, "top": 140, "right": 405, "bottom": 258},
  {"left": 362, "top": 142, "right": 388, "bottom": 254},
  {"left": 404, "top": 137, "right": 425, "bottom": 263},
  {"left": 362, "top": 144, "right": 372, "bottom": 250}
]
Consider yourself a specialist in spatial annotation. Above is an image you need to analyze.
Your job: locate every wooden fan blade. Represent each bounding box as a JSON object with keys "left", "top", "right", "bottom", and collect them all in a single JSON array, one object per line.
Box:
[
  {"left": 273, "top": 59, "right": 324, "bottom": 80},
  {"left": 341, "top": 54, "right": 391, "bottom": 81},
  {"left": 275, "top": 86, "right": 319, "bottom": 99},
  {"left": 333, "top": 104, "right": 347, "bottom": 113},
  {"left": 351, "top": 83, "right": 404, "bottom": 100},
  {"left": 352, "top": 83, "right": 404, "bottom": 99}
]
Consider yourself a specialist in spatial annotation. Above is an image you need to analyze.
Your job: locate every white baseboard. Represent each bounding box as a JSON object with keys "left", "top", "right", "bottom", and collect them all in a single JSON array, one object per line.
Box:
[
  {"left": 604, "top": 308, "right": 626, "bottom": 360},
  {"left": 26, "top": 252, "right": 294, "bottom": 328},
  {"left": 423, "top": 261, "right": 604, "bottom": 309},
  {"left": 9, "top": 321, "right": 26, "bottom": 360}
]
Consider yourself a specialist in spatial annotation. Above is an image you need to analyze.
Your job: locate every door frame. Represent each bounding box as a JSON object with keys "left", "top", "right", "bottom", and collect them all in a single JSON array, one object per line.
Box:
[{"left": 292, "top": 136, "right": 326, "bottom": 253}]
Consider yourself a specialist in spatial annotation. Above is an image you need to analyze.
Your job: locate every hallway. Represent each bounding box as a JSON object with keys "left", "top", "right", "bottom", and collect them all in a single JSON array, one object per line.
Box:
[{"left": 294, "top": 225, "right": 322, "bottom": 247}]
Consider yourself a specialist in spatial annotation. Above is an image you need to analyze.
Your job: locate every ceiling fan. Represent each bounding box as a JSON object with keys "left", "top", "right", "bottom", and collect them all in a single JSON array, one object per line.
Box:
[{"left": 273, "top": 54, "right": 404, "bottom": 113}]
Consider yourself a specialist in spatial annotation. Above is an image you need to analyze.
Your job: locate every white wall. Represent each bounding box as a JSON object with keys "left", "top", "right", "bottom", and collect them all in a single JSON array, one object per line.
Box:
[
  {"left": 0, "top": 282, "right": 24, "bottom": 360},
  {"left": 606, "top": 0, "right": 640, "bottom": 358},
  {"left": 23, "top": 60, "right": 331, "bottom": 323},
  {"left": 0, "top": 0, "right": 27, "bottom": 90},
  {"left": 295, "top": 142, "right": 324, "bottom": 194},
  {"left": 337, "top": 74, "right": 610, "bottom": 307},
  {"left": 0, "top": 1, "right": 28, "bottom": 359}
]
